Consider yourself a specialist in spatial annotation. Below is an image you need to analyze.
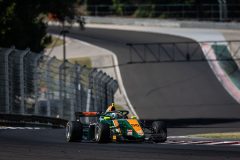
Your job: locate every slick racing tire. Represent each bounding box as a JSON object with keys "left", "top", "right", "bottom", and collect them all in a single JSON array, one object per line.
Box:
[
  {"left": 95, "top": 123, "right": 110, "bottom": 143},
  {"left": 151, "top": 121, "right": 167, "bottom": 143},
  {"left": 66, "top": 121, "right": 83, "bottom": 142}
]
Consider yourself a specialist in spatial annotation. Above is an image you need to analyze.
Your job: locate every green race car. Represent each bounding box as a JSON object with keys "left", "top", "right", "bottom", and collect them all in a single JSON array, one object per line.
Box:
[{"left": 66, "top": 110, "right": 167, "bottom": 143}]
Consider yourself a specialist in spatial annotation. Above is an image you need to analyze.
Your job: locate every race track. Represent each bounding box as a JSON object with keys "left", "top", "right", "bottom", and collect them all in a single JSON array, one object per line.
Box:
[
  {"left": 1, "top": 26, "right": 240, "bottom": 160},
  {"left": 0, "top": 129, "right": 240, "bottom": 160}
]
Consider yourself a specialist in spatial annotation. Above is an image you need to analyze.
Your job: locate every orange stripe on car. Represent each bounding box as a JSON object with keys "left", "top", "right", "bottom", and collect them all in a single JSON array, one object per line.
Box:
[{"left": 112, "top": 120, "right": 121, "bottom": 133}]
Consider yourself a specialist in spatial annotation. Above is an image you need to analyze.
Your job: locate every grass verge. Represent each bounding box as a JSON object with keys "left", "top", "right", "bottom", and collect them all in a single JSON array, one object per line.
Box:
[
  {"left": 68, "top": 57, "right": 92, "bottom": 68},
  {"left": 190, "top": 132, "right": 240, "bottom": 139},
  {"left": 46, "top": 36, "right": 64, "bottom": 49}
]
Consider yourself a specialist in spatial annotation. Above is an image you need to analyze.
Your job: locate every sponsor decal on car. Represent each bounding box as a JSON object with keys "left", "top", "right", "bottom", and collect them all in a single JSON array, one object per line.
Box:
[
  {"left": 127, "top": 119, "right": 144, "bottom": 136},
  {"left": 127, "top": 129, "right": 133, "bottom": 136}
]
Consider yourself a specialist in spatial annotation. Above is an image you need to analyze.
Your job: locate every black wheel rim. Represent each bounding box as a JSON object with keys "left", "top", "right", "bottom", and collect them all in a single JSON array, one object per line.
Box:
[
  {"left": 95, "top": 125, "right": 100, "bottom": 141},
  {"left": 66, "top": 124, "right": 71, "bottom": 140}
]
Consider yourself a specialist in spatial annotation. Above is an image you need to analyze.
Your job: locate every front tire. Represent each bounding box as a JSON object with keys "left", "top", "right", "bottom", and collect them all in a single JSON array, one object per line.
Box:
[
  {"left": 95, "top": 123, "right": 110, "bottom": 143},
  {"left": 66, "top": 121, "right": 83, "bottom": 142},
  {"left": 151, "top": 121, "right": 167, "bottom": 143}
]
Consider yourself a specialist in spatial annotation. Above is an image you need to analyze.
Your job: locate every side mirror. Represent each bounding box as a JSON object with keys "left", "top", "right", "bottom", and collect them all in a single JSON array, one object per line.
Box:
[{"left": 131, "top": 116, "right": 137, "bottom": 119}]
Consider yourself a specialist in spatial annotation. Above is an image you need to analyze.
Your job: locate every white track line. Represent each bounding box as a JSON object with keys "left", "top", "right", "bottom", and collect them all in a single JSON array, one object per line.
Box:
[
  {"left": 207, "top": 141, "right": 240, "bottom": 145},
  {"left": 231, "top": 143, "right": 240, "bottom": 146},
  {"left": 163, "top": 140, "right": 240, "bottom": 146},
  {"left": 0, "top": 127, "right": 41, "bottom": 130}
]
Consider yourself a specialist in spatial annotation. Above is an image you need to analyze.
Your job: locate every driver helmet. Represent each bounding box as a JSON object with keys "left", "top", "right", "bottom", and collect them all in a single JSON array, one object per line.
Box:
[
  {"left": 109, "top": 112, "right": 117, "bottom": 119},
  {"left": 106, "top": 103, "right": 116, "bottom": 112}
]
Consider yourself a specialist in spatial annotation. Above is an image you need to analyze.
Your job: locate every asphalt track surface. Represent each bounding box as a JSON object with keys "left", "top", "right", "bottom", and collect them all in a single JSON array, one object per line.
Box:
[{"left": 0, "top": 129, "right": 240, "bottom": 160}]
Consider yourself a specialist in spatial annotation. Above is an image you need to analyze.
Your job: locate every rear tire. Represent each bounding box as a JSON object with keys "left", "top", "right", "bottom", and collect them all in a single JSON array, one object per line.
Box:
[
  {"left": 95, "top": 123, "right": 110, "bottom": 143},
  {"left": 66, "top": 121, "right": 83, "bottom": 142},
  {"left": 151, "top": 121, "right": 167, "bottom": 143}
]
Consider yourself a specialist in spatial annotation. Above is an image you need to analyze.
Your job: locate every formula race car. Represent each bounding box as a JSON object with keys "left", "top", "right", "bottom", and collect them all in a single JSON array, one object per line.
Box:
[{"left": 66, "top": 106, "right": 167, "bottom": 143}]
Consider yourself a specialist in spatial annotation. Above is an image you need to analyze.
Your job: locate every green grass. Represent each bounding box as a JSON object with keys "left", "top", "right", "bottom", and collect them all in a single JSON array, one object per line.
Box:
[
  {"left": 190, "top": 132, "right": 240, "bottom": 139},
  {"left": 67, "top": 57, "right": 92, "bottom": 68},
  {"left": 46, "top": 36, "right": 64, "bottom": 49}
]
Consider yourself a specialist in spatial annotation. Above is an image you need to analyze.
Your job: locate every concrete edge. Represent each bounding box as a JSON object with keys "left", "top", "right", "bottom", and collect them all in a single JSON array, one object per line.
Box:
[{"left": 84, "top": 16, "right": 240, "bottom": 30}]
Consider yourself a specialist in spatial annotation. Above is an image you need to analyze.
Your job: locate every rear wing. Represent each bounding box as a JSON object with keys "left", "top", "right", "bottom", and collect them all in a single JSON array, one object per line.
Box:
[{"left": 75, "top": 112, "right": 100, "bottom": 118}]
